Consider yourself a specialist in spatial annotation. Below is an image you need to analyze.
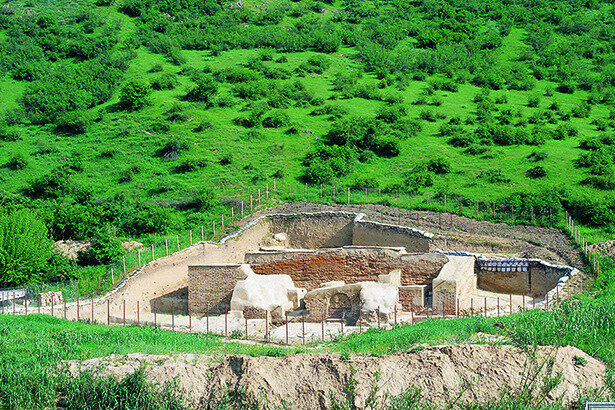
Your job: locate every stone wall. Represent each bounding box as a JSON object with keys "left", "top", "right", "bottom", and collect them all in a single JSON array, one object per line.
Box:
[
  {"left": 248, "top": 247, "right": 448, "bottom": 291},
  {"left": 188, "top": 264, "right": 247, "bottom": 315},
  {"left": 477, "top": 260, "right": 571, "bottom": 296},
  {"left": 352, "top": 220, "right": 432, "bottom": 252}
]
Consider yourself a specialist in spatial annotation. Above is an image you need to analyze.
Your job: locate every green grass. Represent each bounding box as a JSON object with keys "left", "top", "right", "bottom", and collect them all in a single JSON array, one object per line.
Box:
[{"left": 1, "top": 298, "right": 614, "bottom": 408}]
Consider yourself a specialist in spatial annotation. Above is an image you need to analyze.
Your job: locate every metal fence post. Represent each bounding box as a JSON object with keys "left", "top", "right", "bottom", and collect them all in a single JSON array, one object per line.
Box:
[
  {"left": 107, "top": 299, "right": 110, "bottom": 325},
  {"left": 137, "top": 301, "right": 139, "bottom": 326}
]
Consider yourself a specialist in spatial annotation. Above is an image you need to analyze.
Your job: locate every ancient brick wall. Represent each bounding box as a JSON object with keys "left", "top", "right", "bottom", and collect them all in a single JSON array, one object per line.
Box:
[
  {"left": 399, "top": 286, "right": 425, "bottom": 312},
  {"left": 249, "top": 248, "right": 447, "bottom": 291},
  {"left": 188, "top": 264, "right": 246, "bottom": 315}
]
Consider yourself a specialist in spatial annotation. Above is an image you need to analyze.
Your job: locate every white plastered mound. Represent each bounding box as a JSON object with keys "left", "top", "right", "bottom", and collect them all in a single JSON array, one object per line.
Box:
[
  {"left": 230, "top": 266, "right": 305, "bottom": 314},
  {"left": 360, "top": 282, "right": 398, "bottom": 315}
]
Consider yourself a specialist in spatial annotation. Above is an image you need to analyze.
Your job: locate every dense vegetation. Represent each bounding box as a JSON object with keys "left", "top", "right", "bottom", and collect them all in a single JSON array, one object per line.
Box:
[{"left": 3, "top": 0, "right": 615, "bottom": 284}]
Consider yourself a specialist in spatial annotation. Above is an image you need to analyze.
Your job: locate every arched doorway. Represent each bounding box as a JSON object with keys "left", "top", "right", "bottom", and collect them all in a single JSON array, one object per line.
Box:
[{"left": 328, "top": 293, "right": 351, "bottom": 320}]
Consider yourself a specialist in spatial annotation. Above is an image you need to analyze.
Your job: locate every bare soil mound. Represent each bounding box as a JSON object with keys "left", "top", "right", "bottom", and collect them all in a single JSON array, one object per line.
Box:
[
  {"left": 54, "top": 240, "right": 91, "bottom": 260},
  {"left": 64, "top": 345, "right": 605, "bottom": 409},
  {"left": 589, "top": 240, "right": 615, "bottom": 260}
]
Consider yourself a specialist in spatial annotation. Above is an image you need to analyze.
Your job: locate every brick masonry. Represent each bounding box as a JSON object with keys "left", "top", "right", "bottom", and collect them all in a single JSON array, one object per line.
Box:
[
  {"left": 188, "top": 265, "right": 247, "bottom": 315},
  {"left": 249, "top": 249, "right": 448, "bottom": 292}
]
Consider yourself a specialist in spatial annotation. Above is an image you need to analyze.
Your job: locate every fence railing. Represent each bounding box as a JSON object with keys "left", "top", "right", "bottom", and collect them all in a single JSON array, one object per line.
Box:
[
  {"left": 0, "top": 289, "right": 565, "bottom": 345},
  {"left": 2, "top": 179, "right": 587, "bottom": 307}
]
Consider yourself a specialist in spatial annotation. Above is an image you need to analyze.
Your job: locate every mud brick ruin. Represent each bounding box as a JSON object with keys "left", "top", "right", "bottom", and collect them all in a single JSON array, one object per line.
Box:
[{"left": 183, "top": 212, "right": 575, "bottom": 324}]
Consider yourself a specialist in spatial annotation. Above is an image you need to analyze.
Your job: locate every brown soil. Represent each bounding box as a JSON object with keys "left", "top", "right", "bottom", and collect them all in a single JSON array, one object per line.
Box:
[
  {"left": 250, "top": 203, "right": 583, "bottom": 269},
  {"left": 54, "top": 240, "right": 91, "bottom": 260},
  {"left": 589, "top": 240, "right": 615, "bottom": 260},
  {"left": 54, "top": 240, "right": 143, "bottom": 261},
  {"left": 64, "top": 345, "right": 605, "bottom": 409}
]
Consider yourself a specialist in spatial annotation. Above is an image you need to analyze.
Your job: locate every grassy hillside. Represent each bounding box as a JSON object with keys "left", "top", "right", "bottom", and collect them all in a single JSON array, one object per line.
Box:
[{"left": 2, "top": 0, "right": 615, "bottom": 285}]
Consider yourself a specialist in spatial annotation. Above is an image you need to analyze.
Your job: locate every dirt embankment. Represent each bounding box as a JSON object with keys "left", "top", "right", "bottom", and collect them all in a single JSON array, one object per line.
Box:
[
  {"left": 65, "top": 345, "right": 606, "bottom": 409},
  {"left": 251, "top": 203, "right": 583, "bottom": 269}
]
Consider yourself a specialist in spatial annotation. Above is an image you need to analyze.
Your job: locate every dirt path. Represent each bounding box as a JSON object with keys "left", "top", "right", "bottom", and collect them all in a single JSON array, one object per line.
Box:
[{"left": 65, "top": 344, "right": 607, "bottom": 409}]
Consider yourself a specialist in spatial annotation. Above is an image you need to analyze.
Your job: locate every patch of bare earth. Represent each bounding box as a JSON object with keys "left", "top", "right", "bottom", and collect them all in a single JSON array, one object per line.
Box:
[
  {"left": 64, "top": 345, "right": 605, "bottom": 409},
  {"left": 248, "top": 203, "right": 583, "bottom": 269}
]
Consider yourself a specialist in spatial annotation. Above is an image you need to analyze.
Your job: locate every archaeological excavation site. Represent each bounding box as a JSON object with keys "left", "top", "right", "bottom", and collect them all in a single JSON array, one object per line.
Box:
[{"left": 60, "top": 205, "right": 581, "bottom": 342}]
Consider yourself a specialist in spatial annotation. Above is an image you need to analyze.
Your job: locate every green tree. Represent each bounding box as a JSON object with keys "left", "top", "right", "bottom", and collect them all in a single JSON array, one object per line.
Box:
[{"left": 0, "top": 209, "right": 54, "bottom": 286}]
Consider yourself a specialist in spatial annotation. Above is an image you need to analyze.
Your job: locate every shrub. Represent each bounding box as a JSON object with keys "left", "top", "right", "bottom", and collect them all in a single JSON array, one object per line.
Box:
[
  {"left": 77, "top": 232, "right": 125, "bottom": 266},
  {"left": 119, "top": 80, "right": 150, "bottom": 110},
  {"left": 526, "top": 165, "right": 547, "bottom": 179},
  {"left": 371, "top": 137, "right": 400, "bottom": 158},
  {"left": 154, "top": 139, "right": 189, "bottom": 160},
  {"left": 419, "top": 109, "right": 436, "bottom": 122},
  {"left": 175, "top": 157, "right": 207, "bottom": 173},
  {"left": 527, "top": 94, "right": 540, "bottom": 107},
  {"left": 25, "top": 169, "right": 70, "bottom": 199},
  {"left": 149, "top": 121, "right": 170, "bottom": 134},
  {"left": 151, "top": 73, "right": 178, "bottom": 90},
  {"left": 557, "top": 80, "right": 576, "bottom": 94},
  {"left": 0, "top": 128, "right": 21, "bottom": 141},
  {"left": 185, "top": 75, "right": 218, "bottom": 103},
  {"left": 5, "top": 155, "right": 28, "bottom": 170},
  {"left": 572, "top": 102, "right": 591, "bottom": 118},
  {"left": 56, "top": 110, "right": 91, "bottom": 134},
  {"left": 404, "top": 168, "right": 434, "bottom": 191},
  {"left": 0, "top": 209, "right": 55, "bottom": 286},
  {"left": 581, "top": 176, "right": 615, "bottom": 190},
  {"left": 262, "top": 110, "right": 290, "bottom": 128},
  {"left": 376, "top": 105, "right": 406, "bottom": 123},
  {"left": 219, "top": 154, "right": 232, "bottom": 165},
  {"left": 527, "top": 151, "right": 548, "bottom": 162},
  {"left": 425, "top": 157, "right": 451, "bottom": 174}
]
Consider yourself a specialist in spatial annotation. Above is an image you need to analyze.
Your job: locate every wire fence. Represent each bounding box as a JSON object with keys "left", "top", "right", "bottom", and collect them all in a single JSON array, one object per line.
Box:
[{"left": 0, "top": 289, "right": 567, "bottom": 345}]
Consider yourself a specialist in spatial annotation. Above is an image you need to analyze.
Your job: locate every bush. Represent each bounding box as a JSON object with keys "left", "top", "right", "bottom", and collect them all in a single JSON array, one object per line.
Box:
[
  {"left": 581, "top": 176, "right": 615, "bottom": 190},
  {"left": 185, "top": 75, "right": 218, "bottom": 103},
  {"left": 376, "top": 105, "right": 406, "bottom": 123},
  {"left": 419, "top": 109, "right": 436, "bottom": 122},
  {"left": 25, "top": 169, "right": 70, "bottom": 199},
  {"left": 77, "top": 232, "right": 125, "bottom": 266},
  {"left": 5, "top": 155, "right": 28, "bottom": 170},
  {"left": 0, "top": 209, "right": 55, "bottom": 286},
  {"left": 151, "top": 73, "right": 178, "bottom": 90},
  {"left": 55, "top": 110, "right": 91, "bottom": 134},
  {"left": 175, "top": 157, "right": 207, "bottom": 173},
  {"left": 154, "top": 139, "right": 189, "bottom": 160},
  {"left": 526, "top": 165, "right": 547, "bottom": 179},
  {"left": 0, "top": 128, "right": 21, "bottom": 141},
  {"left": 527, "top": 94, "right": 540, "bottom": 107},
  {"left": 262, "top": 110, "right": 290, "bottom": 128},
  {"left": 425, "top": 157, "right": 451, "bottom": 174},
  {"left": 572, "top": 102, "right": 591, "bottom": 118},
  {"left": 119, "top": 80, "right": 150, "bottom": 110}
]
